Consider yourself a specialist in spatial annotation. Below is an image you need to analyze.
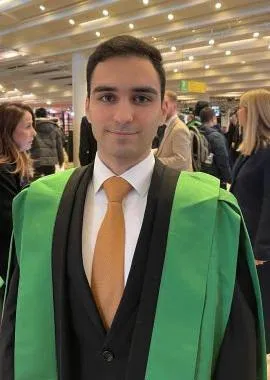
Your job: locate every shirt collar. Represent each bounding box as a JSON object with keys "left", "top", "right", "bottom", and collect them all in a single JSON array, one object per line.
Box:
[
  {"left": 166, "top": 113, "right": 178, "bottom": 127},
  {"left": 93, "top": 152, "right": 155, "bottom": 197}
]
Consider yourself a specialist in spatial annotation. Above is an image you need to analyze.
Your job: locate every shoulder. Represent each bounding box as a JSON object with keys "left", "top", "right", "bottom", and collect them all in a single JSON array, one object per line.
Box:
[{"left": 173, "top": 119, "right": 189, "bottom": 134}]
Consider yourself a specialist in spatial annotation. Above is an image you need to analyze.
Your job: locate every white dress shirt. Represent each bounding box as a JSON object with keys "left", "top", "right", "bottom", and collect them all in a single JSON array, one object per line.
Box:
[{"left": 82, "top": 152, "right": 155, "bottom": 285}]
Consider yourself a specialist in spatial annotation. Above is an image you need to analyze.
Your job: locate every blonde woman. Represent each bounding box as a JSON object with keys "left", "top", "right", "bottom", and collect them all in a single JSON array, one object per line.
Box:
[
  {"left": 0, "top": 102, "right": 36, "bottom": 295},
  {"left": 231, "top": 89, "right": 270, "bottom": 353}
]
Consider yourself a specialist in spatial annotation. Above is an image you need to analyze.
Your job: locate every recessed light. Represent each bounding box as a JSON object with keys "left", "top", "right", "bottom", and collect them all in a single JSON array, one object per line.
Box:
[
  {"left": 96, "top": 31, "right": 101, "bottom": 37},
  {"left": 253, "top": 32, "right": 260, "bottom": 38},
  {"left": 188, "top": 55, "right": 194, "bottom": 61},
  {"left": 102, "top": 9, "right": 109, "bottom": 16},
  {"left": 173, "top": 69, "right": 178, "bottom": 73},
  {"left": 215, "top": 2, "right": 222, "bottom": 9},
  {"left": 205, "top": 64, "right": 210, "bottom": 69},
  {"left": 14, "top": 88, "right": 18, "bottom": 92},
  {"left": 171, "top": 46, "right": 177, "bottom": 52},
  {"left": 168, "top": 14, "right": 174, "bottom": 21},
  {"left": 192, "top": 29, "right": 196, "bottom": 33},
  {"left": 268, "top": 44, "right": 270, "bottom": 49},
  {"left": 69, "top": 19, "right": 75, "bottom": 25},
  {"left": 143, "top": 0, "right": 149, "bottom": 4},
  {"left": 30, "top": 60, "right": 45, "bottom": 65},
  {"left": 225, "top": 50, "right": 231, "bottom": 56},
  {"left": 129, "top": 23, "right": 134, "bottom": 29},
  {"left": 46, "top": 100, "right": 52, "bottom": 105},
  {"left": 241, "top": 60, "right": 246, "bottom": 64},
  {"left": 39, "top": 5, "right": 46, "bottom": 11},
  {"left": 152, "top": 36, "right": 157, "bottom": 40},
  {"left": 209, "top": 39, "right": 215, "bottom": 46}
]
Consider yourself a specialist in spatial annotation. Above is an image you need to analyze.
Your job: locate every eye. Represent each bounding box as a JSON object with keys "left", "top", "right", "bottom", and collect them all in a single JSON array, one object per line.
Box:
[
  {"left": 133, "top": 95, "right": 152, "bottom": 104},
  {"left": 99, "top": 94, "right": 116, "bottom": 103}
]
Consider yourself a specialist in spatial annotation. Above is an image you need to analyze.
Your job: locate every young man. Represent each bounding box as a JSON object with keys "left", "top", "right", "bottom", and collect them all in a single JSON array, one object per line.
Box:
[
  {"left": 155, "top": 90, "right": 192, "bottom": 171},
  {"left": 0, "top": 35, "right": 266, "bottom": 380}
]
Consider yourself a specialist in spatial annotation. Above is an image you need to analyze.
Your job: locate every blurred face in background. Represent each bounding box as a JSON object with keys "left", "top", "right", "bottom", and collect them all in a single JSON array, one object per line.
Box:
[
  {"left": 12, "top": 111, "right": 36, "bottom": 151},
  {"left": 237, "top": 106, "right": 247, "bottom": 128}
]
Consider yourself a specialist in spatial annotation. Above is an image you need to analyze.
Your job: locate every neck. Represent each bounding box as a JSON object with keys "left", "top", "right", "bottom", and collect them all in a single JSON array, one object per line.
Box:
[{"left": 98, "top": 151, "right": 151, "bottom": 175}]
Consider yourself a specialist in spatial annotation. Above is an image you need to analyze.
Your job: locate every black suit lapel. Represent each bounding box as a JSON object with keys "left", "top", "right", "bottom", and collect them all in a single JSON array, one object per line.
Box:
[
  {"left": 52, "top": 164, "right": 98, "bottom": 380},
  {"left": 126, "top": 161, "right": 180, "bottom": 380},
  {"left": 66, "top": 164, "right": 106, "bottom": 337}
]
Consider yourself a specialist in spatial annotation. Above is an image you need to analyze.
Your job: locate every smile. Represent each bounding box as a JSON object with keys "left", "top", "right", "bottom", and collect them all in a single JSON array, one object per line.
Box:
[{"left": 106, "top": 130, "right": 138, "bottom": 136}]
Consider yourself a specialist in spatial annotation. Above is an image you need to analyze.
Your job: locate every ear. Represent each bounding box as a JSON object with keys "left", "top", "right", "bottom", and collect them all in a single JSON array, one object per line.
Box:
[
  {"left": 161, "top": 99, "right": 168, "bottom": 124},
  {"left": 85, "top": 97, "right": 91, "bottom": 123}
]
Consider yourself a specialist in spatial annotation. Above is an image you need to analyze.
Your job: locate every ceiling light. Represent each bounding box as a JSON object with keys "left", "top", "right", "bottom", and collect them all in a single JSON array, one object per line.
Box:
[
  {"left": 102, "top": 9, "right": 109, "bottom": 16},
  {"left": 171, "top": 46, "right": 177, "bottom": 52},
  {"left": 69, "top": 19, "right": 75, "bottom": 25},
  {"left": 225, "top": 50, "right": 231, "bottom": 56},
  {"left": 152, "top": 36, "right": 157, "bottom": 40},
  {"left": 188, "top": 55, "right": 194, "bottom": 61},
  {"left": 129, "top": 23, "right": 134, "bottom": 29},
  {"left": 96, "top": 31, "right": 101, "bottom": 37},
  {"left": 205, "top": 64, "right": 210, "bottom": 69},
  {"left": 215, "top": 2, "right": 222, "bottom": 9},
  {"left": 14, "top": 88, "right": 18, "bottom": 92},
  {"left": 39, "top": 5, "right": 46, "bottom": 11},
  {"left": 46, "top": 100, "right": 52, "bottom": 105},
  {"left": 268, "top": 44, "right": 270, "bottom": 49},
  {"left": 143, "top": 0, "right": 149, "bottom": 4},
  {"left": 209, "top": 39, "right": 215, "bottom": 46},
  {"left": 253, "top": 32, "right": 260, "bottom": 38},
  {"left": 173, "top": 69, "right": 178, "bottom": 73},
  {"left": 168, "top": 14, "right": 174, "bottom": 21},
  {"left": 192, "top": 29, "right": 196, "bottom": 33},
  {"left": 241, "top": 60, "right": 246, "bottom": 64}
]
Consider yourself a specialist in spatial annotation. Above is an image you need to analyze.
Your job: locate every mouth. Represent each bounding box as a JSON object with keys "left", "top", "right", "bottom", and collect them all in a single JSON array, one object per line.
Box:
[{"left": 106, "top": 130, "right": 138, "bottom": 136}]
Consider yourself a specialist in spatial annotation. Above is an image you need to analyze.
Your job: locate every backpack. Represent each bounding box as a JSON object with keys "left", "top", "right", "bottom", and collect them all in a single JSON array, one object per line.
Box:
[{"left": 187, "top": 119, "right": 211, "bottom": 171}]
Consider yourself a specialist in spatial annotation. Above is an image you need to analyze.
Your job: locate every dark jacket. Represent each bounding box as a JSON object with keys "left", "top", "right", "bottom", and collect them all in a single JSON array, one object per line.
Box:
[
  {"left": 200, "top": 125, "right": 232, "bottom": 183},
  {"left": 231, "top": 147, "right": 270, "bottom": 260},
  {"left": 0, "top": 164, "right": 22, "bottom": 281},
  {"left": 79, "top": 116, "right": 97, "bottom": 166},
  {"left": 30, "top": 118, "right": 64, "bottom": 168}
]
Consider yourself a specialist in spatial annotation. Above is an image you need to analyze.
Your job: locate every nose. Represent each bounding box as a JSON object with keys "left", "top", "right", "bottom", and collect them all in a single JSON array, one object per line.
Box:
[
  {"left": 32, "top": 127, "right": 37, "bottom": 138},
  {"left": 113, "top": 99, "right": 134, "bottom": 125}
]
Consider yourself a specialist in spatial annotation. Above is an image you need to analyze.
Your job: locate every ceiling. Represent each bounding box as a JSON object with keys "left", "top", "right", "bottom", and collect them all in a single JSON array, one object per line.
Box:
[{"left": 0, "top": 0, "right": 270, "bottom": 107}]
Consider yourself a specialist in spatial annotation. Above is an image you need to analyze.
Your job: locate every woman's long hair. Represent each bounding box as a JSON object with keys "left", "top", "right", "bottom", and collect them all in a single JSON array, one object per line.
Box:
[
  {"left": 0, "top": 102, "right": 35, "bottom": 179},
  {"left": 239, "top": 89, "right": 270, "bottom": 155}
]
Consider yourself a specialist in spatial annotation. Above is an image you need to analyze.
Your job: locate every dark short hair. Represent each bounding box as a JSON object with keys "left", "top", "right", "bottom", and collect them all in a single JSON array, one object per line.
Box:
[
  {"left": 86, "top": 35, "right": 166, "bottom": 100},
  {"left": 35, "top": 107, "right": 47, "bottom": 118},
  {"left": 194, "top": 101, "right": 209, "bottom": 116},
  {"left": 200, "top": 107, "right": 215, "bottom": 123}
]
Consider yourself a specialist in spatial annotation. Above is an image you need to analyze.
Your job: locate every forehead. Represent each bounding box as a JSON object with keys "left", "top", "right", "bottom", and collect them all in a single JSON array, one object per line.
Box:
[
  {"left": 91, "top": 56, "right": 161, "bottom": 93},
  {"left": 18, "top": 111, "right": 32, "bottom": 124}
]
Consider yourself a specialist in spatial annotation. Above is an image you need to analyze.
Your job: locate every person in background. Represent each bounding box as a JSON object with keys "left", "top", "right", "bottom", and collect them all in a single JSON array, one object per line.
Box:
[
  {"left": 30, "top": 107, "right": 64, "bottom": 178},
  {"left": 0, "top": 35, "right": 266, "bottom": 380},
  {"left": 199, "top": 107, "right": 232, "bottom": 188},
  {"left": 231, "top": 89, "right": 270, "bottom": 357},
  {"left": 225, "top": 109, "right": 243, "bottom": 167},
  {"left": 79, "top": 116, "right": 97, "bottom": 165},
  {"left": 0, "top": 102, "right": 36, "bottom": 308},
  {"left": 155, "top": 90, "right": 192, "bottom": 171}
]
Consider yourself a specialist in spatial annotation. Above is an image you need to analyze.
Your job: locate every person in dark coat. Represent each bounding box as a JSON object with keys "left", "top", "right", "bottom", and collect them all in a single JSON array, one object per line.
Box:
[
  {"left": 30, "top": 108, "right": 64, "bottom": 178},
  {"left": 231, "top": 88, "right": 270, "bottom": 354},
  {"left": 0, "top": 102, "right": 36, "bottom": 306},
  {"left": 199, "top": 107, "right": 232, "bottom": 188},
  {"left": 79, "top": 116, "right": 97, "bottom": 165},
  {"left": 225, "top": 109, "right": 243, "bottom": 167}
]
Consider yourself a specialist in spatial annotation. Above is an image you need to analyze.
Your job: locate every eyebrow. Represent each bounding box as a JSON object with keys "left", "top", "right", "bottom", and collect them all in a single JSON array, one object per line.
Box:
[{"left": 92, "top": 86, "right": 159, "bottom": 96}]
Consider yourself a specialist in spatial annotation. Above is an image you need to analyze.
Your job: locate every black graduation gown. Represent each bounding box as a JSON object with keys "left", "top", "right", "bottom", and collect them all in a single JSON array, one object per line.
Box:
[{"left": 0, "top": 160, "right": 259, "bottom": 380}]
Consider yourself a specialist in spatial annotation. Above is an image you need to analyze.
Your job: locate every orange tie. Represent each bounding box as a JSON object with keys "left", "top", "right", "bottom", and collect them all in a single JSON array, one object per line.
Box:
[{"left": 91, "top": 176, "right": 132, "bottom": 329}]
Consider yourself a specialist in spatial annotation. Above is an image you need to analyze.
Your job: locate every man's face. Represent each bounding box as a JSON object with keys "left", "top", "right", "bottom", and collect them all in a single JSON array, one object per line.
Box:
[{"left": 85, "top": 56, "right": 166, "bottom": 167}]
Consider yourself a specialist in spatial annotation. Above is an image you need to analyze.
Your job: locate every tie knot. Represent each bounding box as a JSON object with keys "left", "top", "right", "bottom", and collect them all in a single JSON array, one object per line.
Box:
[{"left": 103, "top": 177, "right": 132, "bottom": 202}]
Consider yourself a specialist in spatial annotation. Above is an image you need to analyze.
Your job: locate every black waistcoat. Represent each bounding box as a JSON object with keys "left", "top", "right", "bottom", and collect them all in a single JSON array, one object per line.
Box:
[{"left": 52, "top": 161, "right": 179, "bottom": 380}]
